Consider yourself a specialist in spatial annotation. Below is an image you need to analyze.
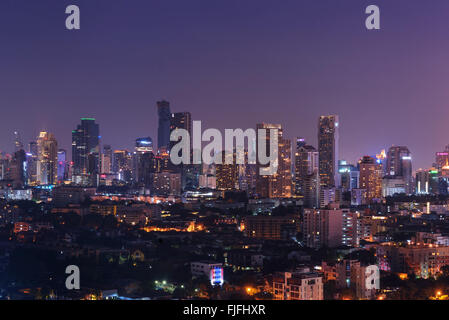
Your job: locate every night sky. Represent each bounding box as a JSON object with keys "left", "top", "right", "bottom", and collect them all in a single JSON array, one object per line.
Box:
[{"left": 1, "top": 0, "right": 449, "bottom": 170}]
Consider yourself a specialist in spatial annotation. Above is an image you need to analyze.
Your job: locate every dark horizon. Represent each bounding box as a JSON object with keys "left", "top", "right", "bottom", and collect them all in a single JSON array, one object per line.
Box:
[{"left": 1, "top": 0, "right": 449, "bottom": 170}]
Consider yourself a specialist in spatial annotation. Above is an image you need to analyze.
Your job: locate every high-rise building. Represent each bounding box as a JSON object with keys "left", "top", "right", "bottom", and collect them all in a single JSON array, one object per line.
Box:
[
  {"left": 36, "top": 131, "right": 58, "bottom": 185},
  {"left": 386, "top": 146, "right": 413, "bottom": 194},
  {"left": 216, "top": 151, "right": 238, "bottom": 191},
  {"left": 152, "top": 171, "right": 181, "bottom": 196},
  {"left": 135, "top": 137, "right": 153, "bottom": 153},
  {"left": 113, "top": 150, "right": 133, "bottom": 182},
  {"left": 57, "top": 149, "right": 68, "bottom": 183},
  {"left": 26, "top": 142, "right": 38, "bottom": 185},
  {"left": 256, "top": 123, "right": 292, "bottom": 198},
  {"left": 436, "top": 146, "right": 449, "bottom": 171},
  {"left": 170, "top": 112, "right": 192, "bottom": 149},
  {"left": 359, "top": 156, "right": 382, "bottom": 202},
  {"left": 157, "top": 100, "right": 171, "bottom": 152},
  {"left": 376, "top": 149, "right": 387, "bottom": 176},
  {"left": 303, "top": 205, "right": 344, "bottom": 249},
  {"left": 10, "top": 149, "right": 26, "bottom": 188},
  {"left": 318, "top": 115, "right": 339, "bottom": 188},
  {"left": 101, "top": 145, "right": 113, "bottom": 174},
  {"left": 295, "top": 142, "right": 318, "bottom": 197},
  {"left": 133, "top": 137, "right": 155, "bottom": 188},
  {"left": 72, "top": 118, "right": 100, "bottom": 185},
  {"left": 338, "top": 160, "right": 359, "bottom": 192}
]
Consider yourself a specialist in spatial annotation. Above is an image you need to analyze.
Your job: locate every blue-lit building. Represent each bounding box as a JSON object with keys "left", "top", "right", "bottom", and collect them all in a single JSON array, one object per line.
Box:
[{"left": 338, "top": 160, "right": 359, "bottom": 192}]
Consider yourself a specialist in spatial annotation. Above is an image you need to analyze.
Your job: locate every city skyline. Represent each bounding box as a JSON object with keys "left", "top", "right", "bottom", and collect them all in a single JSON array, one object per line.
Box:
[{"left": 2, "top": 1, "right": 449, "bottom": 170}]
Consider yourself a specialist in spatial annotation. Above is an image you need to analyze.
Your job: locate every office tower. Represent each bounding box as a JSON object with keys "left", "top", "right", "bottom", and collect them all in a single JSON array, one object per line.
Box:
[
  {"left": 376, "top": 149, "right": 387, "bottom": 176},
  {"left": 429, "top": 168, "right": 440, "bottom": 195},
  {"left": 216, "top": 151, "right": 238, "bottom": 191},
  {"left": 294, "top": 142, "right": 318, "bottom": 197},
  {"left": 72, "top": 118, "right": 100, "bottom": 186},
  {"left": 382, "top": 177, "right": 406, "bottom": 197},
  {"left": 256, "top": 123, "right": 292, "bottom": 198},
  {"left": 359, "top": 156, "right": 382, "bottom": 202},
  {"left": 415, "top": 169, "right": 429, "bottom": 194},
  {"left": 151, "top": 171, "right": 181, "bottom": 196},
  {"left": 318, "top": 115, "right": 339, "bottom": 188},
  {"left": 57, "top": 149, "right": 68, "bottom": 183},
  {"left": 199, "top": 163, "right": 217, "bottom": 189},
  {"left": 302, "top": 204, "right": 344, "bottom": 249},
  {"left": 435, "top": 147, "right": 449, "bottom": 172},
  {"left": 157, "top": 100, "right": 171, "bottom": 152},
  {"left": 14, "top": 131, "right": 23, "bottom": 152},
  {"left": 36, "top": 131, "right": 58, "bottom": 185},
  {"left": 385, "top": 146, "right": 412, "bottom": 194},
  {"left": 26, "top": 142, "right": 38, "bottom": 185},
  {"left": 319, "top": 187, "right": 342, "bottom": 208},
  {"left": 170, "top": 112, "right": 192, "bottom": 149},
  {"left": 113, "top": 150, "right": 133, "bottom": 182},
  {"left": 101, "top": 145, "right": 113, "bottom": 174},
  {"left": 133, "top": 137, "right": 155, "bottom": 188},
  {"left": 303, "top": 172, "right": 320, "bottom": 208},
  {"left": 181, "top": 163, "right": 201, "bottom": 191},
  {"left": 9, "top": 149, "right": 26, "bottom": 188},
  {"left": 338, "top": 160, "right": 359, "bottom": 192},
  {"left": 296, "top": 137, "right": 306, "bottom": 150},
  {"left": 244, "top": 163, "right": 258, "bottom": 196},
  {"left": 135, "top": 137, "right": 153, "bottom": 153}
]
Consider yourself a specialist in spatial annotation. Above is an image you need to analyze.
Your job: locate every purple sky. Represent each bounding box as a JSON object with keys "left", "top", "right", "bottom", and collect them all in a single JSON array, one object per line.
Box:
[{"left": 1, "top": 0, "right": 449, "bottom": 170}]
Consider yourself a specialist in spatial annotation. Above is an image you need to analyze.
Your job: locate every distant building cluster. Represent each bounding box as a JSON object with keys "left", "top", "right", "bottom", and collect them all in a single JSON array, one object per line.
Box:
[{"left": 3, "top": 101, "right": 449, "bottom": 301}]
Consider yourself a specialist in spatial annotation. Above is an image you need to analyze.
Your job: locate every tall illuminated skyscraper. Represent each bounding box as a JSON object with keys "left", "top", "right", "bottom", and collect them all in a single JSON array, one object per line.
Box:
[
  {"left": 359, "top": 156, "right": 382, "bottom": 202},
  {"left": 157, "top": 100, "right": 171, "bottom": 152},
  {"left": 256, "top": 123, "right": 292, "bottom": 198},
  {"left": 216, "top": 151, "right": 238, "bottom": 191},
  {"left": 101, "top": 145, "right": 113, "bottom": 174},
  {"left": 386, "top": 146, "right": 413, "bottom": 194},
  {"left": 72, "top": 118, "right": 100, "bottom": 186},
  {"left": 170, "top": 112, "right": 192, "bottom": 136},
  {"left": 134, "top": 137, "right": 155, "bottom": 188},
  {"left": 57, "top": 149, "right": 67, "bottom": 183},
  {"left": 295, "top": 142, "right": 318, "bottom": 197},
  {"left": 318, "top": 115, "right": 339, "bottom": 188},
  {"left": 37, "top": 131, "right": 58, "bottom": 185},
  {"left": 435, "top": 146, "right": 449, "bottom": 172}
]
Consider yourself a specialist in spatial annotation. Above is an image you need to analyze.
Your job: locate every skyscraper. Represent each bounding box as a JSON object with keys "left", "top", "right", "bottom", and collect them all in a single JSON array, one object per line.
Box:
[
  {"left": 134, "top": 137, "right": 155, "bottom": 188},
  {"left": 294, "top": 142, "right": 318, "bottom": 197},
  {"left": 170, "top": 112, "right": 192, "bottom": 137},
  {"left": 157, "top": 100, "right": 171, "bottom": 152},
  {"left": 57, "top": 149, "right": 68, "bottom": 183},
  {"left": 101, "top": 145, "right": 113, "bottom": 174},
  {"left": 72, "top": 118, "right": 100, "bottom": 186},
  {"left": 36, "top": 131, "right": 58, "bottom": 185},
  {"left": 435, "top": 146, "right": 449, "bottom": 172},
  {"left": 386, "top": 146, "right": 413, "bottom": 194},
  {"left": 216, "top": 151, "right": 238, "bottom": 191},
  {"left": 256, "top": 123, "right": 292, "bottom": 198},
  {"left": 359, "top": 156, "right": 382, "bottom": 202},
  {"left": 318, "top": 115, "right": 339, "bottom": 188},
  {"left": 26, "top": 141, "right": 38, "bottom": 185}
]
